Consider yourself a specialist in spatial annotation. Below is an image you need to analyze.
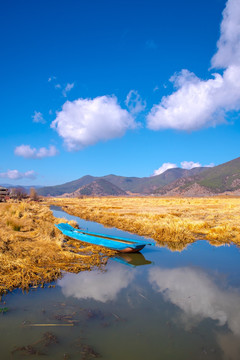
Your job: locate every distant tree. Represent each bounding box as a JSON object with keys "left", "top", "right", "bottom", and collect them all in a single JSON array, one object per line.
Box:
[
  {"left": 10, "top": 187, "right": 28, "bottom": 200},
  {"left": 29, "top": 187, "right": 39, "bottom": 201}
]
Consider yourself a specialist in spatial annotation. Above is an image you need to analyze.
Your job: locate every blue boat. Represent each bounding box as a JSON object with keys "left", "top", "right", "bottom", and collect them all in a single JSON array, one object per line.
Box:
[{"left": 55, "top": 223, "right": 155, "bottom": 253}]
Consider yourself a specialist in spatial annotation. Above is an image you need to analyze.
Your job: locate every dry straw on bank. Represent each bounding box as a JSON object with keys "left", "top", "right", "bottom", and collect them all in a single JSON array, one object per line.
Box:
[
  {"left": 0, "top": 201, "right": 114, "bottom": 294},
  {"left": 49, "top": 197, "right": 240, "bottom": 249}
]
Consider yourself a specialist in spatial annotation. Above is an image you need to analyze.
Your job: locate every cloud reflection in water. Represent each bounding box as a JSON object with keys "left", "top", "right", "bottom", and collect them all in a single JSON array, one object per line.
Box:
[
  {"left": 149, "top": 266, "right": 240, "bottom": 336},
  {"left": 59, "top": 264, "right": 135, "bottom": 302}
]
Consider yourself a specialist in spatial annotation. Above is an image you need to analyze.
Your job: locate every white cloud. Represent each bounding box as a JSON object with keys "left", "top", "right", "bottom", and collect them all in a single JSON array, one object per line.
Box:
[
  {"left": 48, "top": 76, "right": 56, "bottom": 82},
  {"left": 59, "top": 264, "right": 135, "bottom": 302},
  {"left": 49, "top": 77, "right": 74, "bottom": 96},
  {"left": 0, "top": 169, "right": 36, "bottom": 180},
  {"left": 125, "top": 90, "right": 146, "bottom": 114},
  {"left": 180, "top": 161, "right": 214, "bottom": 169},
  {"left": 152, "top": 161, "right": 214, "bottom": 175},
  {"left": 32, "top": 111, "right": 45, "bottom": 124},
  {"left": 211, "top": 0, "right": 240, "bottom": 68},
  {"left": 62, "top": 83, "right": 74, "bottom": 97},
  {"left": 147, "top": 0, "right": 240, "bottom": 131},
  {"left": 180, "top": 161, "right": 202, "bottom": 169},
  {"left": 205, "top": 162, "right": 215, "bottom": 168},
  {"left": 181, "top": 161, "right": 214, "bottom": 169},
  {"left": 51, "top": 95, "right": 136, "bottom": 150},
  {"left": 14, "top": 145, "right": 58, "bottom": 159},
  {"left": 152, "top": 163, "right": 177, "bottom": 176}
]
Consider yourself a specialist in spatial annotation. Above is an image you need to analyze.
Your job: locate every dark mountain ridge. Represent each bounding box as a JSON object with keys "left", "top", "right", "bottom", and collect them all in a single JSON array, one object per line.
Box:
[
  {"left": 37, "top": 167, "right": 207, "bottom": 196},
  {"left": 36, "top": 157, "right": 240, "bottom": 197},
  {"left": 68, "top": 179, "right": 127, "bottom": 197},
  {"left": 37, "top": 175, "right": 97, "bottom": 197},
  {"left": 156, "top": 157, "right": 240, "bottom": 195}
]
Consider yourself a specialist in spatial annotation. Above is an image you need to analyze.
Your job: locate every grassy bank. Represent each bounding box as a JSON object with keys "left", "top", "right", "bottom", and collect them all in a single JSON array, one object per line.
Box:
[
  {"left": 0, "top": 201, "right": 114, "bottom": 294},
  {"left": 48, "top": 197, "right": 240, "bottom": 250}
]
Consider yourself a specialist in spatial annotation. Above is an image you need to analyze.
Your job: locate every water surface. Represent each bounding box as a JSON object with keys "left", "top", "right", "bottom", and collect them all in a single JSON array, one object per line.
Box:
[{"left": 1, "top": 206, "right": 240, "bottom": 359}]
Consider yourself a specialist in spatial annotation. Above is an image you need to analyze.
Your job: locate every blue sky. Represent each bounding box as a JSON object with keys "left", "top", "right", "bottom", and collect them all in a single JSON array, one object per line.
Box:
[{"left": 1, "top": 0, "right": 240, "bottom": 186}]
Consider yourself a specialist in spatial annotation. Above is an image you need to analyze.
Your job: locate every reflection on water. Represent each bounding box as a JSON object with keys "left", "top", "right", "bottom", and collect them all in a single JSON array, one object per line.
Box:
[
  {"left": 149, "top": 266, "right": 240, "bottom": 335},
  {"left": 1, "top": 206, "right": 240, "bottom": 359},
  {"left": 149, "top": 266, "right": 240, "bottom": 359},
  {"left": 113, "top": 252, "right": 152, "bottom": 267},
  {"left": 60, "top": 263, "right": 135, "bottom": 302}
]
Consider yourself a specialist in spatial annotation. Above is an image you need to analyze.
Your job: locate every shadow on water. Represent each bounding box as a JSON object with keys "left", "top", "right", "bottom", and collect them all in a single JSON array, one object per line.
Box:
[
  {"left": 1, "top": 205, "right": 240, "bottom": 359},
  {"left": 112, "top": 253, "right": 153, "bottom": 267}
]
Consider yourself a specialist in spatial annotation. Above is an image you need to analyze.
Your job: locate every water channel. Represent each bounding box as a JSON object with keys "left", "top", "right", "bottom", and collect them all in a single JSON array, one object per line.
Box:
[{"left": 1, "top": 205, "right": 240, "bottom": 359}]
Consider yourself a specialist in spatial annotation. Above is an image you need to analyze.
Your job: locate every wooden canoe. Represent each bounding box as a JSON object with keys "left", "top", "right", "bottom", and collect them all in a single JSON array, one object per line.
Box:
[{"left": 55, "top": 223, "right": 154, "bottom": 253}]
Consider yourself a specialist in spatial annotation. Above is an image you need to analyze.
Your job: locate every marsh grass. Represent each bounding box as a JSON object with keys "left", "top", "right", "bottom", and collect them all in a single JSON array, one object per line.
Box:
[
  {"left": 47, "top": 197, "right": 240, "bottom": 250},
  {"left": 0, "top": 201, "right": 114, "bottom": 294}
]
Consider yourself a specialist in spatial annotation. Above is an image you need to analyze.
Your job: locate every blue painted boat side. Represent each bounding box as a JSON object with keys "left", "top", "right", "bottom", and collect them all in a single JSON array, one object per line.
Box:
[
  {"left": 56, "top": 223, "right": 154, "bottom": 246},
  {"left": 75, "top": 229, "right": 155, "bottom": 246},
  {"left": 55, "top": 223, "right": 146, "bottom": 252}
]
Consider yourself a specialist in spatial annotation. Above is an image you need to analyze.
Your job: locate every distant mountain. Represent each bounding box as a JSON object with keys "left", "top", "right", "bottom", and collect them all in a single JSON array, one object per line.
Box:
[
  {"left": 37, "top": 175, "right": 97, "bottom": 196},
  {"left": 0, "top": 183, "right": 16, "bottom": 188},
  {"left": 103, "top": 168, "right": 206, "bottom": 194},
  {"left": 155, "top": 157, "right": 240, "bottom": 195},
  {"left": 66, "top": 179, "right": 127, "bottom": 197},
  {"left": 37, "top": 167, "right": 207, "bottom": 196}
]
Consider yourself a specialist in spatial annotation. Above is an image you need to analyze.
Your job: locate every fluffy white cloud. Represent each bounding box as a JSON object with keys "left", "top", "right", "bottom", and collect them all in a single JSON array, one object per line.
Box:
[
  {"left": 152, "top": 161, "right": 214, "bottom": 175},
  {"left": 152, "top": 163, "right": 177, "bottom": 176},
  {"left": 180, "top": 161, "right": 201, "bottom": 169},
  {"left": 0, "top": 169, "right": 36, "bottom": 180},
  {"left": 62, "top": 83, "right": 74, "bottom": 97},
  {"left": 147, "top": 0, "right": 240, "bottom": 131},
  {"left": 181, "top": 161, "right": 215, "bottom": 169},
  {"left": 51, "top": 95, "right": 136, "bottom": 150},
  {"left": 147, "top": 66, "right": 240, "bottom": 131},
  {"left": 59, "top": 264, "right": 135, "bottom": 302},
  {"left": 14, "top": 145, "right": 58, "bottom": 159},
  {"left": 125, "top": 90, "right": 146, "bottom": 114},
  {"left": 32, "top": 111, "right": 45, "bottom": 124},
  {"left": 211, "top": 0, "right": 240, "bottom": 68}
]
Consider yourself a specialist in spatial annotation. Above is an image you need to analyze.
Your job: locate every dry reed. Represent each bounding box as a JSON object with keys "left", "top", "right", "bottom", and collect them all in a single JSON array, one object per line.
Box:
[
  {"left": 0, "top": 201, "right": 114, "bottom": 294},
  {"left": 47, "top": 197, "right": 240, "bottom": 249}
]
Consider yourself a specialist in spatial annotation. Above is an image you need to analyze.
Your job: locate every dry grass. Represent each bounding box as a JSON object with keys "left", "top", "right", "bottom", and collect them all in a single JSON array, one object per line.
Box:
[
  {"left": 0, "top": 201, "right": 114, "bottom": 294},
  {"left": 47, "top": 197, "right": 240, "bottom": 250},
  {"left": 3, "top": 196, "right": 238, "bottom": 293}
]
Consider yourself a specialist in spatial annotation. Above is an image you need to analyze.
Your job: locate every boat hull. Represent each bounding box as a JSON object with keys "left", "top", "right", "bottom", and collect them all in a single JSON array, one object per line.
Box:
[
  {"left": 55, "top": 223, "right": 154, "bottom": 253},
  {"left": 118, "top": 245, "right": 145, "bottom": 253}
]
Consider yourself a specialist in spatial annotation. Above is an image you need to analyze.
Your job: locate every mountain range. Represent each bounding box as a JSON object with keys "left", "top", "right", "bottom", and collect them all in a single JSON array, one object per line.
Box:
[
  {"left": 35, "top": 157, "right": 240, "bottom": 197},
  {"left": 156, "top": 157, "right": 240, "bottom": 196},
  {"left": 36, "top": 167, "right": 206, "bottom": 196}
]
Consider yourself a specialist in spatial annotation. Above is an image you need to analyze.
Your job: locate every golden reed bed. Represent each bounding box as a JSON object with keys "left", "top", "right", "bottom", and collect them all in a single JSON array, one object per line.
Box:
[
  {"left": 1, "top": 197, "right": 240, "bottom": 293},
  {"left": 0, "top": 201, "right": 114, "bottom": 294},
  {"left": 49, "top": 197, "right": 240, "bottom": 250}
]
